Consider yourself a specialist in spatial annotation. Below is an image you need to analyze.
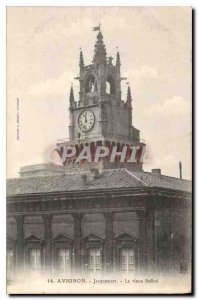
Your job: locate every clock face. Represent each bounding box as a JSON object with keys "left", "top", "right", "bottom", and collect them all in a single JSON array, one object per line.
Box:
[{"left": 78, "top": 110, "right": 95, "bottom": 132}]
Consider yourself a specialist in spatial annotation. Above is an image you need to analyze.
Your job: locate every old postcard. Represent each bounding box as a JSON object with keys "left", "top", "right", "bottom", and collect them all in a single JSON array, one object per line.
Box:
[{"left": 6, "top": 6, "right": 192, "bottom": 294}]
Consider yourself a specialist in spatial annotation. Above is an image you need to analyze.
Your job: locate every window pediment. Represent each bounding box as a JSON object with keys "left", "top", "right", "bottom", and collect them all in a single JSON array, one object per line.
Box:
[
  {"left": 25, "top": 234, "right": 43, "bottom": 243},
  {"left": 114, "top": 232, "right": 138, "bottom": 243},
  {"left": 52, "top": 234, "right": 73, "bottom": 244},
  {"left": 82, "top": 234, "right": 104, "bottom": 248},
  {"left": 83, "top": 233, "right": 104, "bottom": 242}
]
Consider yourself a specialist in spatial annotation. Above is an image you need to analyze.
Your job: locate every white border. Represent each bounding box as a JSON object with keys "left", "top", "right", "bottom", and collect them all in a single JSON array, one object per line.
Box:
[
  {"left": 2, "top": 0, "right": 197, "bottom": 6},
  {"left": 0, "top": 2, "right": 6, "bottom": 299},
  {"left": 0, "top": 1, "right": 196, "bottom": 299}
]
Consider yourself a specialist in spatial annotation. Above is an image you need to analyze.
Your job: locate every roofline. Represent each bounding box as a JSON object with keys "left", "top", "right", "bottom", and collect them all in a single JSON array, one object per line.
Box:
[
  {"left": 6, "top": 185, "right": 191, "bottom": 200},
  {"left": 6, "top": 169, "right": 192, "bottom": 183}
]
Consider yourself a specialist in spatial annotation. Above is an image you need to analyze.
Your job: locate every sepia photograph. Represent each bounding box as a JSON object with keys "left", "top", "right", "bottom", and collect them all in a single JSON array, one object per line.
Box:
[{"left": 6, "top": 6, "right": 192, "bottom": 294}]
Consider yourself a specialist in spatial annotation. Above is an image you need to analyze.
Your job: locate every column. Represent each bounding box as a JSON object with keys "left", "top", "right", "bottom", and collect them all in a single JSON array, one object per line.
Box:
[
  {"left": 72, "top": 213, "right": 83, "bottom": 273},
  {"left": 155, "top": 207, "right": 172, "bottom": 274},
  {"left": 168, "top": 207, "right": 173, "bottom": 273},
  {"left": 104, "top": 212, "right": 113, "bottom": 273},
  {"left": 15, "top": 215, "right": 24, "bottom": 272},
  {"left": 146, "top": 208, "right": 156, "bottom": 273},
  {"left": 137, "top": 210, "right": 147, "bottom": 274},
  {"left": 43, "top": 214, "right": 52, "bottom": 272}
]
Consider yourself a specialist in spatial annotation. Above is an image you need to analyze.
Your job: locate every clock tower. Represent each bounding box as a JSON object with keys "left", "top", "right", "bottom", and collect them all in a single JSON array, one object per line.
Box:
[{"left": 58, "top": 29, "right": 145, "bottom": 171}]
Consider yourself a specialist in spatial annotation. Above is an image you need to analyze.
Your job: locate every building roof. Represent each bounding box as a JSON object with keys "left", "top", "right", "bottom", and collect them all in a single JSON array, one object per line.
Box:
[{"left": 6, "top": 168, "right": 192, "bottom": 196}]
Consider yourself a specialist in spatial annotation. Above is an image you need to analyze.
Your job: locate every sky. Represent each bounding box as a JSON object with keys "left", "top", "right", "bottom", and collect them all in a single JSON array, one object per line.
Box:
[{"left": 7, "top": 6, "right": 192, "bottom": 179}]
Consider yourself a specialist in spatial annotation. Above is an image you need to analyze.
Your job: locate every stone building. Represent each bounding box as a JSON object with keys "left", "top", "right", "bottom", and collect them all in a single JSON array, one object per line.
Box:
[{"left": 6, "top": 30, "right": 192, "bottom": 278}]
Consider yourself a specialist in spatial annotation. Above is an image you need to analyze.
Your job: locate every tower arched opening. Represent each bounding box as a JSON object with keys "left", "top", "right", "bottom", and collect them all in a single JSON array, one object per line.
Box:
[
  {"left": 85, "top": 74, "right": 97, "bottom": 93},
  {"left": 106, "top": 75, "right": 116, "bottom": 95}
]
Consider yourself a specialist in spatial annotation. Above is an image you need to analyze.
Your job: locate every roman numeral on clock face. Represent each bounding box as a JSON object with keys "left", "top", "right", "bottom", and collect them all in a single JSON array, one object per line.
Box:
[{"left": 78, "top": 110, "right": 95, "bottom": 132}]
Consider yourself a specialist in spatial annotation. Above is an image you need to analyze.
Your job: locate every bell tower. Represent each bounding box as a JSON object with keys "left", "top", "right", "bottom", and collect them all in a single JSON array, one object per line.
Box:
[{"left": 60, "top": 29, "right": 145, "bottom": 171}]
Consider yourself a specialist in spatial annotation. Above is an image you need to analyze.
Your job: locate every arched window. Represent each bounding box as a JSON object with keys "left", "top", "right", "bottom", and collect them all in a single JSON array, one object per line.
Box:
[
  {"left": 106, "top": 75, "right": 116, "bottom": 95},
  {"left": 85, "top": 75, "right": 97, "bottom": 93}
]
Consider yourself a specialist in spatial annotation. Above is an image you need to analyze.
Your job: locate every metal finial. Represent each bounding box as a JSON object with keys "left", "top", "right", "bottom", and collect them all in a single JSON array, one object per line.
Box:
[{"left": 179, "top": 161, "right": 182, "bottom": 179}]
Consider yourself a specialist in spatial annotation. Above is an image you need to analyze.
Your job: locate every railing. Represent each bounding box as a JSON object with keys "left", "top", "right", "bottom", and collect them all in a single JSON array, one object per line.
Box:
[{"left": 57, "top": 135, "right": 145, "bottom": 144}]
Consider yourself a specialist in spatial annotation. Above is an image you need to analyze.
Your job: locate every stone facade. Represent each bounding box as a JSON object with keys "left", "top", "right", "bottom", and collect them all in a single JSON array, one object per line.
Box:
[{"left": 7, "top": 170, "right": 191, "bottom": 277}]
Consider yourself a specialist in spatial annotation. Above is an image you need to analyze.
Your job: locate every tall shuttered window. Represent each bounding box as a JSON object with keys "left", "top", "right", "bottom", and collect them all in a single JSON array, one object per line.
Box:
[
  {"left": 29, "top": 248, "right": 41, "bottom": 271},
  {"left": 88, "top": 248, "right": 102, "bottom": 274},
  {"left": 57, "top": 248, "right": 71, "bottom": 274},
  {"left": 7, "top": 249, "right": 14, "bottom": 277},
  {"left": 120, "top": 248, "right": 135, "bottom": 273}
]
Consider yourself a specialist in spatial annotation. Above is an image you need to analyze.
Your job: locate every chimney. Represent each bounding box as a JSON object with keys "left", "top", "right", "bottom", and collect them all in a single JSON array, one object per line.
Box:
[
  {"left": 179, "top": 161, "right": 182, "bottom": 179},
  {"left": 82, "top": 174, "right": 87, "bottom": 185},
  {"left": 90, "top": 168, "right": 100, "bottom": 180},
  {"left": 151, "top": 169, "right": 161, "bottom": 176}
]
